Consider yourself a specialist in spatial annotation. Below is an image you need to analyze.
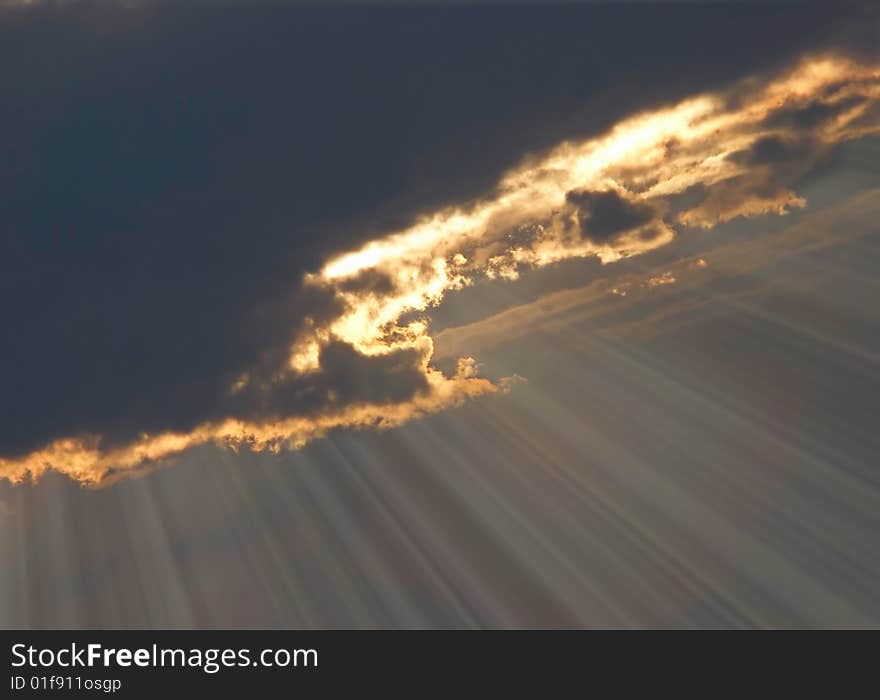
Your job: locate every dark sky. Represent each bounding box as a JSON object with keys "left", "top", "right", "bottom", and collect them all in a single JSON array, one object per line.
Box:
[
  {"left": 1, "top": 0, "right": 873, "bottom": 455},
  {"left": 1, "top": 2, "right": 878, "bottom": 628}
]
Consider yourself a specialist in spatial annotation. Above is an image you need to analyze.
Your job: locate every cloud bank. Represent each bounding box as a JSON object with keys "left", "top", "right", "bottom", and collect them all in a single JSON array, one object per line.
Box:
[{"left": 1, "top": 49, "right": 876, "bottom": 486}]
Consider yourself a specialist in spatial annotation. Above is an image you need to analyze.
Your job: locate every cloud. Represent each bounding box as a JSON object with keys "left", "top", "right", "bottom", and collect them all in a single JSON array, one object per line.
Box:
[
  {"left": 1, "top": 2, "right": 878, "bottom": 486},
  {"left": 565, "top": 189, "right": 661, "bottom": 243},
  {"left": 434, "top": 188, "right": 880, "bottom": 360},
  {"left": 10, "top": 2, "right": 842, "bottom": 460}
]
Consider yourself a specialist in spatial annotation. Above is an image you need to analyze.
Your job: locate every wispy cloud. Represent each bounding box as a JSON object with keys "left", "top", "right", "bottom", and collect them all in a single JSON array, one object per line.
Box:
[
  {"left": 2, "top": 53, "right": 878, "bottom": 486},
  {"left": 434, "top": 187, "right": 880, "bottom": 360}
]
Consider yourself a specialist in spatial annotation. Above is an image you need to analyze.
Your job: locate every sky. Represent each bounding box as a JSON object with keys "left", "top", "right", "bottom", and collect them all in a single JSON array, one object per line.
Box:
[{"left": 1, "top": 1, "right": 878, "bottom": 628}]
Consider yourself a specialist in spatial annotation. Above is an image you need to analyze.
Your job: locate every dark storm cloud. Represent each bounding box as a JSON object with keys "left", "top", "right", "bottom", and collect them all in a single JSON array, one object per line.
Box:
[
  {"left": 315, "top": 341, "right": 430, "bottom": 405},
  {"left": 0, "top": 1, "right": 874, "bottom": 479},
  {"left": 566, "top": 189, "right": 659, "bottom": 243},
  {"left": 214, "top": 339, "right": 431, "bottom": 431},
  {"left": 730, "top": 134, "right": 822, "bottom": 167}
]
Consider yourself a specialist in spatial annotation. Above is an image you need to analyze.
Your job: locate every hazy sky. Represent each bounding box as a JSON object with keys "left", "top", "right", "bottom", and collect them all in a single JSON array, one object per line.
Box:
[{"left": 1, "top": 1, "right": 878, "bottom": 628}]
